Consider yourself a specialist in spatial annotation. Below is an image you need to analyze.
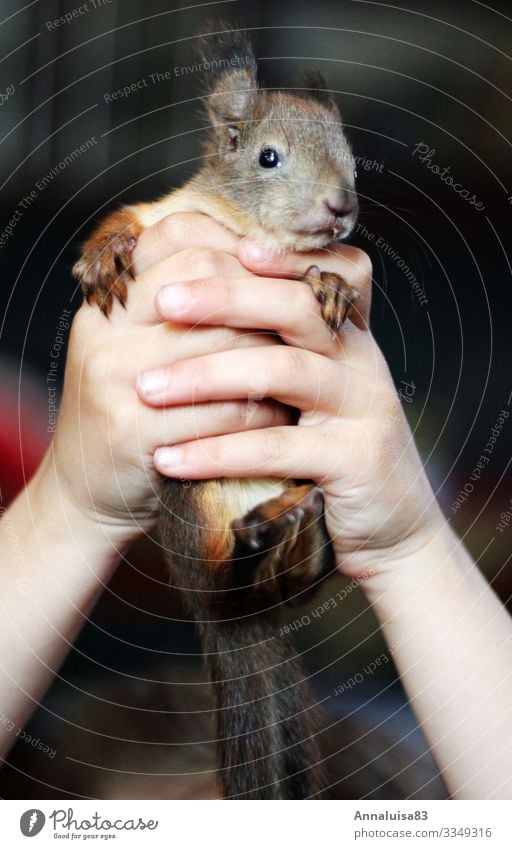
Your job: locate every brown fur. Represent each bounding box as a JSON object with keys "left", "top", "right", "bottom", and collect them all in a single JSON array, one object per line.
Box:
[{"left": 72, "top": 208, "right": 143, "bottom": 315}]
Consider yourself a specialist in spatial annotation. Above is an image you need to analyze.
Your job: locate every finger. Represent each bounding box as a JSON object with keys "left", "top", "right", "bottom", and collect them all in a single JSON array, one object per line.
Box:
[
  {"left": 129, "top": 247, "right": 244, "bottom": 323},
  {"left": 238, "top": 241, "right": 372, "bottom": 329},
  {"left": 155, "top": 272, "right": 361, "bottom": 359},
  {"left": 140, "top": 398, "right": 294, "bottom": 449},
  {"left": 132, "top": 212, "right": 241, "bottom": 276},
  {"left": 153, "top": 423, "right": 366, "bottom": 484},
  {"left": 136, "top": 346, "right": 363, "bottom": 416},
  {"left": 109, "top": 322, "right": 279, "bottom": 378}
]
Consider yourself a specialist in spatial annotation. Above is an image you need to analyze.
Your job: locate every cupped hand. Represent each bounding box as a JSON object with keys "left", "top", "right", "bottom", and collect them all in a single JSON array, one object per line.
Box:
[
  {"left": 45, "top": 214, "right": 290, "bottom": 544},
  {"left": 137, "top": 225, "right": 446, "bottom": 579}
]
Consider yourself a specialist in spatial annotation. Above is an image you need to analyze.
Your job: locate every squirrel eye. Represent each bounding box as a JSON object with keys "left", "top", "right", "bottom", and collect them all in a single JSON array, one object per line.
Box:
[
  {"left": 354, "top": 169, "right": 358, "bottom": 179},
  {"left": 259, "top": 147, "right": 281, "bottom": 169}
]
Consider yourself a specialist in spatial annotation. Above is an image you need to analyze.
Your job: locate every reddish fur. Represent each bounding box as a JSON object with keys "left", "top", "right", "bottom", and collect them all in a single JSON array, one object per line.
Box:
[{"left": 72, "top": 208, "right": 143, "bottom": 316}]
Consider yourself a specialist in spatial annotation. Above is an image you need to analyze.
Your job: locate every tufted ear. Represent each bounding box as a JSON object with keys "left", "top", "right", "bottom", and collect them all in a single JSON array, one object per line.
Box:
[
  {"left": 197, "top": 23, "right": 258, "bottom": 150},
  {"left": 298, "top": 67, "right": 341, "bottom": 120}
]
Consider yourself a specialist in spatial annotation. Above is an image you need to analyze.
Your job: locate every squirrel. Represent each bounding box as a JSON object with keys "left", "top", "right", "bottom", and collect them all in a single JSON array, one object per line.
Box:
[{"left": 72, "top": 24, "right": 359, "bottom": 799}]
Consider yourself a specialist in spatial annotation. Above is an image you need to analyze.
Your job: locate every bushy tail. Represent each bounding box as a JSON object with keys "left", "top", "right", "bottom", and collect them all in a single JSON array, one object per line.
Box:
[
  {"left": 160, "top": 479, "right": 332, "bottom": 799},
  {"left": 200, "top": 612, "right": 324, "bottom": 799}
]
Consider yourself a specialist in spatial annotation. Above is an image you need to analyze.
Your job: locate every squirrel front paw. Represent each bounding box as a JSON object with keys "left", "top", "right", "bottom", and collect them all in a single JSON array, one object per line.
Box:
[
  {"left": 72, "top": 210, "right": 143, "bottom": 317},
  {"left": 303, "top": 264, "right": 360, "bottom": 332}
]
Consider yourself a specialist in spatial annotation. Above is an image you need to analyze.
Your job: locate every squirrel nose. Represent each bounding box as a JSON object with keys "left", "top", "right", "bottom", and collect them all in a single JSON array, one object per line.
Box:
[{"left": 323, "top": 195, "right": 355, "bottom": 221}]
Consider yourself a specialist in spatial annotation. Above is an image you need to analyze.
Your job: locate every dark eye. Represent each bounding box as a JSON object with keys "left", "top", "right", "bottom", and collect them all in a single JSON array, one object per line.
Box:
[{"left": 259, "top": 147, "right": 281, "bottom": 169}]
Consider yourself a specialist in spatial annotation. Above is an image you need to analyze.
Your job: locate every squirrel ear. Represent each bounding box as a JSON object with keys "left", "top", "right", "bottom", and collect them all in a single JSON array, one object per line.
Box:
[
  {"left": 298, "top": 67, "right": 341, "bottom": 119},
  {"left": 197, "top": 23, "right": 257, "bottom": 144}
]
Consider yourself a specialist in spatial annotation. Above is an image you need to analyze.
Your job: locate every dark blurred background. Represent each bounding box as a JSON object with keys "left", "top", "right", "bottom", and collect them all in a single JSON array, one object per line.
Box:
[{"left": 0, "top": 0, "right": 511, "bottom": 799}]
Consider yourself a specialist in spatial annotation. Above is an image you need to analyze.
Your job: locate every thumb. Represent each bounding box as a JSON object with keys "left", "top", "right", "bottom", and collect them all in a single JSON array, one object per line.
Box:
[{"left": 238, "top": 239, "right": 372, "bottom": 329}]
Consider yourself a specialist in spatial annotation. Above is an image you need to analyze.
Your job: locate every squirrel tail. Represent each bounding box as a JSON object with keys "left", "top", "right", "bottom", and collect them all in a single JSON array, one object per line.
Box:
[
  {"left": 199, "top": 613, "right": 324, "bottom": 800},
  {"left": 160, "top": 480, "right": 333, "bottom": 799}
]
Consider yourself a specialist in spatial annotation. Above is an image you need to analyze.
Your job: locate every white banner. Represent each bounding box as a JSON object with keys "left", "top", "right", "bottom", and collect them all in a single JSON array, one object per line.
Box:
[{"left": 1, "top": 799, "right": 510, "bottom": 848}]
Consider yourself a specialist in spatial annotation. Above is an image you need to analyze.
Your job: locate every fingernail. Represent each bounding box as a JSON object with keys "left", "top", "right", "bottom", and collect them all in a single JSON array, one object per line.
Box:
[
  {"left": 240, "top": 240, "right": 274, "bottom": 263},
  {"left": 137, "top": 368, "right": 167, "bottom": 397},
  {"left": 157, "top": 283, "right": 190, "bottom": 315},
  {"left": 155, "top": 446, "right": 182, "bottom": 469}
]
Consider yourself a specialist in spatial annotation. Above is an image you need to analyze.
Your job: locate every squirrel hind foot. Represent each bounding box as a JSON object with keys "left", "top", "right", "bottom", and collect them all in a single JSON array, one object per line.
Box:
[{"left": 231, "top": 483, "right": 332, "bottom": 600}]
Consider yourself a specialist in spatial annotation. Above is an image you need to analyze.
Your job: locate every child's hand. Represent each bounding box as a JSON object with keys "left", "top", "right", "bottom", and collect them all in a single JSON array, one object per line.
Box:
[
  {"left": 45, "top": 215, "right": 290, "bottom": 545},
  {"left": 141, "top": 220, "right": 445, "bottom": 581}
]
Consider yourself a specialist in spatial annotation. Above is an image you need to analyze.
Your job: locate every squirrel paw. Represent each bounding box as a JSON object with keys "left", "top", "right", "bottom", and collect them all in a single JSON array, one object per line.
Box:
[
  {"left": 72, "top": 211, "right": 143, "bottom": 317},
  {"left": 231, "top": 484, "right": 328, "bottom": 598},
  {"left": 232, "top": 484, "right": 323, "bottom": 556},
  {"left": 303, "top": 265, "right": 360, "bottom": 332}
]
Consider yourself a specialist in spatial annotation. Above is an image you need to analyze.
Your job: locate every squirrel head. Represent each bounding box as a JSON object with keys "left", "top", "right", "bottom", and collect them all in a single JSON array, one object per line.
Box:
[{"left": 197, "top": 26, "right": 358, "bottom": 252}]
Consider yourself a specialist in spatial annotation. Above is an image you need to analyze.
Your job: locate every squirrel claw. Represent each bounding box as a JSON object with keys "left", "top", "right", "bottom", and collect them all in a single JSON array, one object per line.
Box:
[
  {"left": 303, "top": 264, "right": 359, "bottom": 332},
  {"left": 72, "top": 214, "right": 142, "bottom": 317}
]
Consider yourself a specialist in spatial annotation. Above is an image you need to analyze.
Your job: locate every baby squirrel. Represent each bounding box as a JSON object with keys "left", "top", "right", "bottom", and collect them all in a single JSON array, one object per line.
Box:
[{"left": 72, "top": 25, "right": 359, "bottom": 800}]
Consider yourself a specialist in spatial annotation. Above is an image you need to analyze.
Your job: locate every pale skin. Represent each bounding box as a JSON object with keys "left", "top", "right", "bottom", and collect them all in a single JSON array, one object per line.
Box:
[{"left": 1, "top": 213, "right": 511, "bottom": 799}]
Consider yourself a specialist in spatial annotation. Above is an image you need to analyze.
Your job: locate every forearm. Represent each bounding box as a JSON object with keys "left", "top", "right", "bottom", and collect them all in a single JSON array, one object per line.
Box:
[
  {"left": 362, "top": 523, "right": 512, "bottom": 799},
  {"left": 0, "top": 449, "right": 128, "bottom": 760}
]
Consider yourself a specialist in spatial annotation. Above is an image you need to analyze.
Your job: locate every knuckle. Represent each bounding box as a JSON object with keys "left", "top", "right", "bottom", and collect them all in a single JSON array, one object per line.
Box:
[
  {"left": 167, "top": 246, "right": 198, "bottom": 272},
  {"left": 81, "top": 347, "right": 109, "bottom": 389},
  {"left": 261, "top": 428, "right": 287, "bottom": 461},
  {"left": 169, "top": 249, "right": 239, "bottom": 300},
  {"left": 155, "top": 214, "right": 177, "bottom": 247},
  {"left": 194, "top": 249, "right": 239, "bottom": 280},
  {"left": 157, "top": 212, "right": 192, "bottom": 247},
  {"left": 167, "top": 248, "right": 228, "bottom": 287},
  {"left": 209, "top": 434, "right": 234, "bottom": 470},
  {"left": 153, "top": 212, "right": 234, "bottom": 258},
  {"left": 279, "top": 346, "right": 306, "bottom": 377}
]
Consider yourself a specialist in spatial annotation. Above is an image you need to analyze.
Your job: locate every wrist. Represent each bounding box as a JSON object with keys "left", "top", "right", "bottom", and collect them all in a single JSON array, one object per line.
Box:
[
  {"left": 357, "top": 518, "right": 468, "bottom": 613},
  {"left": 28, "top": 448, "right": 142, "bottom": 560}
]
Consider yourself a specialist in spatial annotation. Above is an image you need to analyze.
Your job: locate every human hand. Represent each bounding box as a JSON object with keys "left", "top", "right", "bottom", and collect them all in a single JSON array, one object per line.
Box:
[
  {"left": 42, "top": 215, "right": 290, "bottom": 545},
  {"left": 139, "top": 233, "right": 446, "bottom": 582}
]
